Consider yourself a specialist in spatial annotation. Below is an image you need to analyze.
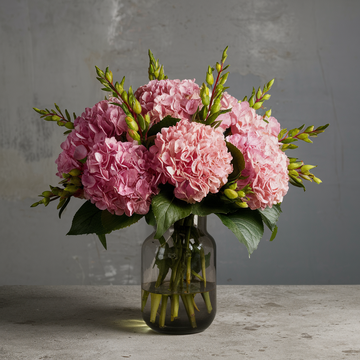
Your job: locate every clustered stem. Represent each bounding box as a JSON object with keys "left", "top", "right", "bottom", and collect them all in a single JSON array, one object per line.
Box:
[{"left": 142, "top": 215, "right": 213, "bottom": 329}]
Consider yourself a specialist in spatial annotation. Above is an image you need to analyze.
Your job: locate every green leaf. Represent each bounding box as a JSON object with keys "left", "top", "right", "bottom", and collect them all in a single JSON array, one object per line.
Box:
[
  {"left": 97, "top": 234, "right": 107, "bottom": 250},
  {"left": 145, "top": 207, "right": 156, "bottom": 226},
  {"left": 67, "top": 201, "right": 106, "bottom": 235},
  {"left": 146, "top": 115, "right": 181, "bottom": 137},
  {"left": 226, "top": 141, "right": 245, "bottom": 182},
  {"left": 269, "top": 225, "right": 278, "bottom": 242},
  {"left": 257, "top": 204, "right": 282, "bottom": 232},
  {"left": 192, "top": 194, "right": 238, "bottom": 216},
  {"left": 101, "top": 210, "right": 143, "bottom": 233},
  {"left": 59, "top": 197, "right": 71, "bottom": 219},
  {"left": 152, "top": 184, "right": 192, "bottom": 239},
  {"left": 216, "top": 209, "right": 264, "bottom": 255}
]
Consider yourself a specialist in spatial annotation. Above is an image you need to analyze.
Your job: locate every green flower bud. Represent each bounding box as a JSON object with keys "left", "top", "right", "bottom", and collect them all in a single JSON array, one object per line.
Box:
[
  {"left": 115, "top": 82, "right": 123, "bottom": 94},
  {"left": 288, "top": 128, "right": 299, "bottom": 137},
  {"left": 313, "top": 176, "right": 322, "bottom": 184},
  {"left": 144, "top": 113, "right": 151, "bottom": 125},
  {"left": 57, "top": 120, "right": 65, "bottom": 127},
  {"left": 52, "top": 115, "right": 61, "bottom": 121},
  {"left": 69, "top": 168, "right": 81, "bottom": 177},
  {"left": 69, "top": 177, "right": 82, "bottom": 186},
  {"left": 65, "top": 122, "right": 74, "bottom": 130},
  {"left": 297, "top": 133, "right": 309, "bottom": 140},
  {"left": 222, "top": 46, "right": 228, "bottom": 63},
  {"left": 267, "top": 79, "right": 275, "bottom": 89},
  {"left": 128, "top": 129, "right": 141, "bottom": 143},
  {"left": 42, "top": 191, "right": 53, "bottom": 197},
  {"left": 42, "top": 197, "right": 50, "bottom": 206},
  {"left": 121, "top": 91, "right": 128, "bottom": 103},
  {"left": 262, "top": 94, "right": 271, "bottom": 100},
  {"left": 300, "top": 174, "right": 312, "bottom": 181},
  {"left": 206, "top": 70, "right": 214, "bottom": 86},
  {"left": 253, "top": 102, "right": 263, "bottom": 110},
  {"left": 288, "top": 170, "right": 299, "bottom": 177},
  {"left": 126, "top": 116, "right": 139, "bottom": 132},
  {"left": 219, "top": 72, "right": 229, "bottom": 85},
  {"left": 30, "top": 201, "right": 40, "bottom": 208},
  {"left": 132, "top": 99, "right": 142, "bottom": 114},
  {"left": 105, "top": 70, "right": 113, "bottom": 83},
  {"left": 210, "top": 98, "right": 221, "bottom": 114},
  {"left": 235, "top": 201, "right": 248, "bottom": 208},
  {"left": 137, "top": 114, "right": 146, "bottom": 131},
  {"left": 227, "top": 182, "right": 237, "bottom": 190},
  {"left": 237, "top": 190, "right": 246, "bottom": 198},
  {"left": 57, "top": 198, "right": 66, "bottom": 210},
  {"left": 216, "top": 62, "right": 221, "bottom": 73},
  {"left": 224, "top": 189, "right": 238, "bottom": 200},
  {"left": 301, "top": 165, "right": 316, "bottom": 173},
  {"left": 256, "top": 87, "right": 262, "bottom": 100},
  {"left": 305, "top": 125, "right": 314, "bottom": 133},
  {"left": 64, "top": 185, "right": 78, "bottom": 193},
  {"left": 265, "top": 109, "right": 272, "bottom": 118},
  {"left": 62, "top": 173, "right": 71, "bottom": 179},
  {"left": 288, "top": 162, "right": 303, "bottom": 170},
  {"left": 95, "top": 66, "right": 105, "bottom": 78}
]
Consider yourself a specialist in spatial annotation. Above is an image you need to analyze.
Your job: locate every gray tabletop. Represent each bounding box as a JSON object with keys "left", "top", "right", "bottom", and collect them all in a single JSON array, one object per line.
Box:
[{"left": 0, "top": 285, "right": 359, "bottom": 359}]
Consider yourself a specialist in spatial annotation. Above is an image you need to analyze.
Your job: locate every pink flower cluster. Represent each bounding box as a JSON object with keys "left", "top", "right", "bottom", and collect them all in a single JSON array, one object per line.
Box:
[
  {"left": 151, "top": 119, "right": 233, "bottom": 203},
  {"left": 54, "top": 76, "right": 289, "bottom": 216},
  {"left": 135, "top": 79, "right": 202, "bottom": 125},
  {"left": 227, "top": 102, "right": 288, "bottom": 210},
  {"left": 82, "top": 138, "right": 161, "bottom": 216},
  {"left": 55, "top": 98, "right": 127, "bottom": 176}
]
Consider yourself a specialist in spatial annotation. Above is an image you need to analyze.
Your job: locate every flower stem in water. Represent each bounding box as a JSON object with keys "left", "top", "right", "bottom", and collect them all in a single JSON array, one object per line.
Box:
[{"left": 150, "top": 293, "right": 162, "bottom": 323}]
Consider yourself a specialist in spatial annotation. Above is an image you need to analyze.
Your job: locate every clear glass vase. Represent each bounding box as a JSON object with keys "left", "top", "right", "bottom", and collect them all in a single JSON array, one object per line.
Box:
[{"left": 141, "top": 215, "right": 216, "bottom": 334}]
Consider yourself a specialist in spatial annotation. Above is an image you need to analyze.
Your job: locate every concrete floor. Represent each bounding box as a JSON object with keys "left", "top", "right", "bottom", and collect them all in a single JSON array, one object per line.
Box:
[{"left": 0, "top": 285, "right": 359, "bottom": 359}]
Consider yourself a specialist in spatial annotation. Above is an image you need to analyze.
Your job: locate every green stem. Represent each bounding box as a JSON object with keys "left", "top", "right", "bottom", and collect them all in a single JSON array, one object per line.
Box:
[
  {"left": 171, "top": 294, "right": 179, "bottom": 321},
  {"left": 191, "top": 270, "right": 204, "bottom": 281},
  {"left": 159, "top": 295, "right": 168, "bottom": 328},
  {"left": 201, "top": 291, "right": 213, "bottom": 314},
  {"left": 200, "top": 247, "right": 206, "bottom": 287},
  {"left": 184, "top": 294, "right": 197, "bottom": 328},
  {"left": 150, "top": 293, "right": 162, "bottom": 323},
  {"left": 141, "top": 290, "right": 149, "bottom": 312}
]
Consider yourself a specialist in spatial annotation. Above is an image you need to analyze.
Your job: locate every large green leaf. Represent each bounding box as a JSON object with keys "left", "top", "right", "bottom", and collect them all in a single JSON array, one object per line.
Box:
[
  {"left": 145, "top": 206, "right": 156, "bottom": 227},
  {"left": 152, "top": 184, "right": 192, "bottom": 239},
  {"left": 146, "top": 115, "right": 181, "bottom": 137},
  {"left": 192, "top": 194, "right": 238, "bottom": 216},
  {"left": 67, "top": 200, "right": 105, "bottom": 235},
  {"left": 216, "top": 209, "right": 264, "bottom": 255},
  {"left": 226, "top": 141, "right": 245, "bottom": 182},
  {"left": 257, "top": 204, "right": 282, "bottom": 232},
  {"left": 101, "top": 210, "right": 143, "bottom": 233}
]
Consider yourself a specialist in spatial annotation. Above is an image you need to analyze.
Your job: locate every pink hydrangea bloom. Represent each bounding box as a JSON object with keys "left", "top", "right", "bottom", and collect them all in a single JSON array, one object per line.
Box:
[
  {"left": 217, "top": 92, "right": 243, "bottom": 130},
  {"left": 82, "top": 137, "right": 161, "bottom": 216},
  {"left": 55, "top": 98, "right": 127, "bottom": 177},
  {"left": 134, "top": 79, "right": 202, "bottom": 125},
  {"left": 230, "top": 101, "right": 281, "bottom": 137},
  {"left": 151, "top": 119, "right": 233, "bottom": 203},
  {"left": 227, "top": 131, "right": 289, "bottom": 210}
]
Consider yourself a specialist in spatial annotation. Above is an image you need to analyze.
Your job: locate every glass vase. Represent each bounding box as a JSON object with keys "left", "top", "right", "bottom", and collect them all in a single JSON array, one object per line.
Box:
[{"left": 141, "top": 215, "right": 216, "bottom": 334}]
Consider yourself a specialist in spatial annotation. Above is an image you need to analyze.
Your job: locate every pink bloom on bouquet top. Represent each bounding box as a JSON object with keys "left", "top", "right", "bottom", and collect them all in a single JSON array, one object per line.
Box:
[
  {"left": 82, "top": 137, "right": 161, "bottom": 217},
  {"left": 217, "top": 92, "right": 243, "bottom": 130},
  {"left": 135, "top": 79, "right": 202, "bottom": 125},
  {"left": 227, "top": 131, "right": 289, "bottom": 210},
  {"left": 230, "top": 101, "right": 281, "bottom": 137},
  {"left": 55, "top": 98, "right": 128, "bottom": 177},
  {"left": 151, "top": 119, "right": 233, "bottom": 203}
]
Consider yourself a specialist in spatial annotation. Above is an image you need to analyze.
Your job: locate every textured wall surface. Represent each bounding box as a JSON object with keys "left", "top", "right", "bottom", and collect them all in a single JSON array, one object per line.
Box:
[{"left": 0, "top": 0, "right": 359, "bottom": 285}]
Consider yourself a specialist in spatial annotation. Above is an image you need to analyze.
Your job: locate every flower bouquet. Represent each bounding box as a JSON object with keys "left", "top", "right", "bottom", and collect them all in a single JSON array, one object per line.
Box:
[{"left": 32, "top": 47, "right": 328, "bottom": 333}]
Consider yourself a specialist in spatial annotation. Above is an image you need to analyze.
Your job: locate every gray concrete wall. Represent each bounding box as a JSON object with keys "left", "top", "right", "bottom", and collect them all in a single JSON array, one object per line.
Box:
[{"left": 1, "top": 0, "right": 358, "bottom": 285}]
